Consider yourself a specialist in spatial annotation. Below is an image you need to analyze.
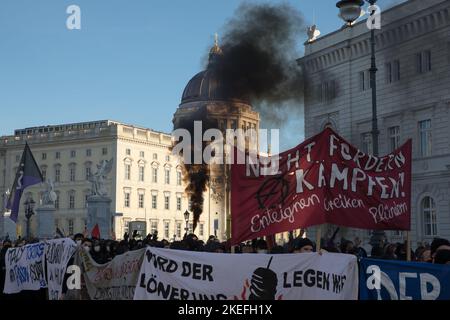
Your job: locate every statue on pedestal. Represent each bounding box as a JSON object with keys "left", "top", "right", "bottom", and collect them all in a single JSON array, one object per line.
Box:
[
  {"left": 42, "top": 179, "right": 57, "bottom": 206},
  {"left": 89, "top": 159, "right": 114, "bottom": 197}
]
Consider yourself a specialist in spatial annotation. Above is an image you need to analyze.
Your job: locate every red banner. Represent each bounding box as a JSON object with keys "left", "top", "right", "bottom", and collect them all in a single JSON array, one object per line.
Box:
[{"left": 231, "top": 128, "right": 412, "bottom": 245}]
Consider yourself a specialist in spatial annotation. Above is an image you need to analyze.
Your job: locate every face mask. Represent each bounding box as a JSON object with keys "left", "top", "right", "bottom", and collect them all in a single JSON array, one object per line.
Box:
[
  {"left": 84, "top": 246, "right": 91, "bottom": 252},
  {"left": 94, "top": 246, "right": 101, "bottom": 252},
  {"left": 76, "top": 240, "right": 82, "bottom": 246}
]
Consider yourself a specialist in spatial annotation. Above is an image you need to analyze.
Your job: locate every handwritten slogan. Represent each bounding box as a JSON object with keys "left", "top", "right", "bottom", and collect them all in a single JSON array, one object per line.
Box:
[
  {"left": 231, "top": 128, "right": 412, "bottom": 244},
  {"left": 4, "top": 242, "right": 46, "bottom": 293}
]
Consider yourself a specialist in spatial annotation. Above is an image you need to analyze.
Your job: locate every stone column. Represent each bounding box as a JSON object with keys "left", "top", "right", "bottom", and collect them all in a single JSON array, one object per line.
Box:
[
  {"left": 87, "top": 195, "right": 112, "bottom": 240},
  {"left": 36, "top": 205, "right": 56, "bottom": 239}
]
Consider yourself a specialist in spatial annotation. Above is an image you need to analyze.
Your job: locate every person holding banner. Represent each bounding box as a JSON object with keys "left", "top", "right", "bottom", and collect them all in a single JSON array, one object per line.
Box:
[{"left": 292, "top": 238, "right": 314, "bottom": 253}]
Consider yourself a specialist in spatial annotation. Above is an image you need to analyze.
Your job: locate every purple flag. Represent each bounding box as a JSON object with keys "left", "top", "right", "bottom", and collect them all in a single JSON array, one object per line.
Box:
[{"left": 6, "top": 143, "right": 43, "bottom": 222}]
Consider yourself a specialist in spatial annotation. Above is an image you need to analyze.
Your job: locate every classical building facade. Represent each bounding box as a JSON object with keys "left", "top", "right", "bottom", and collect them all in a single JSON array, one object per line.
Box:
[
  {"left": 298, "top": 0, "right": 450, "bottom": 247},
  {"left": 0, "top": 120, "right": 212, "bottom": 241}
]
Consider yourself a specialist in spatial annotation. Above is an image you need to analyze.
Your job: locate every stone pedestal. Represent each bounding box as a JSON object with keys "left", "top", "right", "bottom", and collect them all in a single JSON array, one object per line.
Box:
[
  {"left": 87, "top": 196, "right": 112, "bottom": 240},
  {"left": 36, "top": 206, "right": 56, "bottom": 239},
  {"left": 2, "top": 212, "right": 17, "bottom": 241}
]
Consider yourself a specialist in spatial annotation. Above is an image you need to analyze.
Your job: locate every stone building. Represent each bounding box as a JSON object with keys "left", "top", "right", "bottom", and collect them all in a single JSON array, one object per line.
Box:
[{"left": 298, "top": 0, "right": 450, "bottom": 247}]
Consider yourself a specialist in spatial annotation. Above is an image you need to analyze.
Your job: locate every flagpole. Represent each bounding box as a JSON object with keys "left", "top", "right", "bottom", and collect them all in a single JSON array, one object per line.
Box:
[
  {"left": 406, "top": 231, "right": 411, "bottom": 261},
  {"left": 316, "top": 225, "right": 322, "bottom": 252}
]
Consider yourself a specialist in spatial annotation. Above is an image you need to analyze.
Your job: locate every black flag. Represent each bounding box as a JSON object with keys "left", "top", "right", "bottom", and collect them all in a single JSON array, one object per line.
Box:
[{"left": 6, "top": 143, "right": 43, "bottom": 222}]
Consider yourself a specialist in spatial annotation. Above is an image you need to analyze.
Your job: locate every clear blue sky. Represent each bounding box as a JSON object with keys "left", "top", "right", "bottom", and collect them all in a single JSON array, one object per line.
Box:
[{"left": 0, "top": 0, "right": 404, "bottom": 148}]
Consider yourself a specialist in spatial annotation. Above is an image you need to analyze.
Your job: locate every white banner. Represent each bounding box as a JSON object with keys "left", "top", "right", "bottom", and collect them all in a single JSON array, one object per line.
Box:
[
  {"left": 45, "top": 238, "right": 77, "bottom": 300},
  {"left": 134, "top": 248, "right": 359, "bottom": 300},
  {"left": 80, "top": 248, "right": 145, "bottom": 300},
  {"left": 4, "top": 242, "right": 47, "bottom": 294}
]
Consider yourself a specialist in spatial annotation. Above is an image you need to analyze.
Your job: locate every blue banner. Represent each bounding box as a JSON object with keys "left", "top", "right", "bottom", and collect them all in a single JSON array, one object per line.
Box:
[{"left": 359, "top": 258, "right": 450, "bottom": 300}]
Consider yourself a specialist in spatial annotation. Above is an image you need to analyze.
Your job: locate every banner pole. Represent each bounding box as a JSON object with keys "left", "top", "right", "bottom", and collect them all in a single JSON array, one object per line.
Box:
[
  {"left": 316, "top": 225, "right": 322, "bottom": 252},
  {"left": 406, "top": 231, "right": 411, "bottom": 261}
]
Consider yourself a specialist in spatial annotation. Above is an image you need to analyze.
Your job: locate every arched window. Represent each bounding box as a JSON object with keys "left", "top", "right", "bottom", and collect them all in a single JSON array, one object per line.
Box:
[{"left": 422, "top": 196, "right": 437, "bottom": 237}]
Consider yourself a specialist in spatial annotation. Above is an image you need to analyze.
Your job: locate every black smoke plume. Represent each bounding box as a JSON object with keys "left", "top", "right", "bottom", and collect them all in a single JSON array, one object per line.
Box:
[
  {"left": 173, "top": 107, "right": 217, "bottom": 231},
  {"left": 212, "top": 2, "right": 306, "bottom": 126},
  {"left": 174, "top": 3, "right": 306, "bottom": 230}
]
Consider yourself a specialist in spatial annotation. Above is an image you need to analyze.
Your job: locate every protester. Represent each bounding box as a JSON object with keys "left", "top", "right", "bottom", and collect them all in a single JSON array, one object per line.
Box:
[
  {"left": 434, "top": 249, "right": 450, "bottom": 265},
  {"left": 255, "top": 239, "right": 268, "bottom": 254},
  {"left": 353, "top": 237, "right": 368, "bottom": 258},
  {"left": 430, "top": 238, "right": 450, "bottom": 263},
  {"left": 340, "top": 240, "right": 354, "bottom": 254},
  {"left": 292, "top": 238, "right": 314, "bottom": 253}
]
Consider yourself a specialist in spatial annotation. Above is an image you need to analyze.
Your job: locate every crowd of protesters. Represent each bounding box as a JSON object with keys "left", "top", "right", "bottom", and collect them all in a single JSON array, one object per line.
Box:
[
  {"left": 2, "top": 230, "right": 449, "bottom": 266},
  {"left": 1, "top": 230, "right": 449, "bottom": 300}
]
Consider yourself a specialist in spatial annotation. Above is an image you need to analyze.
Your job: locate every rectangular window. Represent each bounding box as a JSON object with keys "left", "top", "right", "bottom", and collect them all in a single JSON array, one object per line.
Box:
[
  {"left": 176, "top": 197, "right": 181, "bottom": 211},
  {"left": 140, "top": 151, "right": 145, "bottom": 158},
  {"left": 199, "top": 223, "right": 204, "bottom": 237},
  {"left": 360, "top": 70, "right": 372, "bottom": 91},
  {"left": 164, "top": 196, "right": 170, "bottom": 210},
  {"left": 152, "top": 168, "right": 158, "bottom": 183},
  {"left": 318, "top": 80, "right": 337, "bottom": 102},
  {"left": 139, "top": 167, "right": 145, "bottom": 182},
  {"left": 41, "top": 169, "right": 47, "bottom": 181},
  {"left": 393, "top": 60, "right": 400, "bottom": 81},
  {"left": 70, "top": 168, "right": 76, "bottom": 182},
  {"left": 359, "top": 71, "right": 365, "bottom": 91},
  {"left": 55, "top": 168, "right": 61, "bottom": 182},
  {"left": 55, "top": 194, "right": 60, "bottom": 209},
  {"left": 151, "top": 221, "right": 158, "bottom": 234},
  {"left": 69, "top": 194, "right": 75, "bottom": 209},
  {"left": 42, "top": 153, "right": 47, "bottom": 160},
  {"left": 125, "top": 165, "right": 131, "bottom": 180},
  {"left": 152, "top": 195, "right": 157, "bottom": 209},
  {"left": 423, "top": 197, "right": 437, "bottom": 237},
  {"left": 165, "top": 169, "right": 170, "bottom": 184},
  {"left": 86, "top": 149, "right": 92, "bottom": 157},
  {"left": 165, "top": 155, "right": 170, "bottom": 162},
  {"left": 419, "top": 120, "right": 432, "bottom": 157},
  {"left": 55, "top": 152, "right": 60, "bottom": 159},
  {"left": 417, "top": 51, "right": 431, "bottom": 74},
  {"left": 164, "top": 221, "right": 170, "bottom": 239},
  {"left": 126, "top": 149, "right": 131, "bottom": 156},
  {"left": 361, "top": 132, "right": 373, "bottom": 155},
  {"left": 86, "top": 167, "right": 91, "bottom": 180},
  {"left": 124, "top": 193, "right": 130, "bottom": 208},
  {"left": 71, "top": 150, "right": 76, "bottom": 158},
  {"left": 153, "top": 153, "right": 158, "bottom": 160},
  {"left": 85, "top": 194, "right": 89, "bottom": 208},
  {"left": 102, "top": 148, "right": 108, "bottom": 155},
  {"left": 68, "top": 219, "right": 74, "bottom": 235},
  {"left": 388, "top": 126, "right": 400, "bottom": 152},
  {"left": 176, "top": 222, "right": 182, "bottom": 238},
  {"left": 177, "top": 171, "right": 182, "bottom": 186},
  {"left": 138, "top": 194, "right": 144, "bottom": 208},
  {"left": 385, "top": 62, "right": 392, "bottom": 83}
]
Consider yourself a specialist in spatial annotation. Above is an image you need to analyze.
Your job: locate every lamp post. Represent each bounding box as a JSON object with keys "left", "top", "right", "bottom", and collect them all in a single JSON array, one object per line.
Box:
[
  {"left": 24, "top": 198, "right": 36, "bottom": 240},
  {"left": 337, "top": 0, "right": 385, "bottom": 248},
  {"left": 183, "top": 210, "right": 190, "bottom": 237}
]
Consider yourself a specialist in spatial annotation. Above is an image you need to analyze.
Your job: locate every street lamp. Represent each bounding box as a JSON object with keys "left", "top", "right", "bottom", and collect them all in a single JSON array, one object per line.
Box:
[
  {"left": 336, "top": 0, "right": 364, "bottom": 26},
  {"left": 24, "top": 198, "right": 36, "bottom": 239},
  {"left": 183, "top": 210, "right": 190, "bottom": 237},
  {"left": 337, "top": 0, "right": 385, "bottom": 248}
]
